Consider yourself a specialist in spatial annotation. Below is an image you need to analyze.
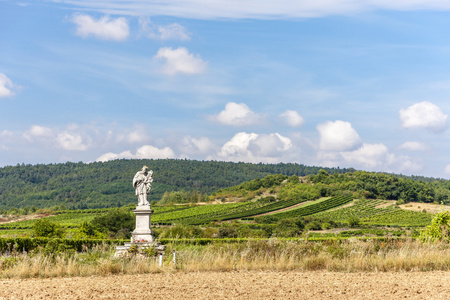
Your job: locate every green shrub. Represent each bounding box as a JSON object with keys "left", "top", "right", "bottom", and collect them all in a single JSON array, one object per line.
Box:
[
  {"left": 90, "top": 208, "right": 134, "bottom": 238},
  {"left": 217, "top": 226, "right": 238, "bottom": 238},
  {"left": 420, "top": 212, "right": 450, "bottom": 242},
  {"left": 348, "top": 216, "right": 360, "bottom": 228},
  {"left": 32, "top": 218, "right": 65, "bottom": 238}
]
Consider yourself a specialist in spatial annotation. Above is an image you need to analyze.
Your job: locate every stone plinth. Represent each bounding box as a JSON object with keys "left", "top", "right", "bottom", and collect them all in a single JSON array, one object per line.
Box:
[
  {"left": 114, "top": 205, "right": 166, "bottom": 257},
  {"left": 131, "top": 205, "right": 154, "bottom": 243}
]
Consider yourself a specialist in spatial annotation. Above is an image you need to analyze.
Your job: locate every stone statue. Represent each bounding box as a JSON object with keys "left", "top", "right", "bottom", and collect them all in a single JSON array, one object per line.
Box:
[{"left": 133, "top": 166, "right": 153, "bottom": 207}]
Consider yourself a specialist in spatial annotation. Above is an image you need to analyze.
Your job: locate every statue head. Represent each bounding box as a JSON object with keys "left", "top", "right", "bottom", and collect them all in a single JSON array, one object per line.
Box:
[{"left": 142, "top": 165, "right": 148, "bottom": 172}]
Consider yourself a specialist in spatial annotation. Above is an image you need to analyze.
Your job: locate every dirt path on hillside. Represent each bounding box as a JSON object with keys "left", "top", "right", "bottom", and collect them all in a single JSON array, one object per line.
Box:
[
  {"left": 0, "top": 214, "right": 49, "bottom": 224},
  {"left": 1, "top": 270, "right": 449, "bottom": 299}
]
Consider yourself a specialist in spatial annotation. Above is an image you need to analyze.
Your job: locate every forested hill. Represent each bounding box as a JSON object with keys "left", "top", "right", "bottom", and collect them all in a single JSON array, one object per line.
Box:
[{"left": 0, "top": 159, "right": 354, "bottom": 210}]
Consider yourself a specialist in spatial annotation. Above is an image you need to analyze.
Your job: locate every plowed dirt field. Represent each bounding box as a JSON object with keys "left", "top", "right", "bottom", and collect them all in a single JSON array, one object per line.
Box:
[{"left": 1, "top": 271, "right": 450, "bottom": 299}]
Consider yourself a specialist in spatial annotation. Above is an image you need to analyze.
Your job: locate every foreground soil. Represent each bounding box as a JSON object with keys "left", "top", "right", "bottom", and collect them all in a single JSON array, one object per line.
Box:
[{"left": 1, "top": 271, "right": 450, "bottom": 299}]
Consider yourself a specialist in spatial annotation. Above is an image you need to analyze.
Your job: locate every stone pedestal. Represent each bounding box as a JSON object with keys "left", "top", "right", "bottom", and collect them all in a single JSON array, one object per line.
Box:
[
  {"left": 131, "top": 205, "right": 154, "bottom": 243},
  {"left": 114, "top": 205, "right": 165, "bottom": 257}
]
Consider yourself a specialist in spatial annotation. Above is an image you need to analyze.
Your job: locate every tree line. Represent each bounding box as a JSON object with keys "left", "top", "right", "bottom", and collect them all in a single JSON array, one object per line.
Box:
[{"left": 0, "top": 159, "right": 354, "bottom": 210}]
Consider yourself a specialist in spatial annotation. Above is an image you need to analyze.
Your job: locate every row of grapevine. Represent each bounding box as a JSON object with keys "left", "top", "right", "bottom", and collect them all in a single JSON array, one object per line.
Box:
[
  {"left": 271, "top": 195, "right": 353, "bottom": 219},
  {"left": 187, "top": 197, "right": 310, "bottom": 224},
  {"left": 312, "top": 199, "right": 397, "bottom": 221},
  {"left": 152, "top": 202, "right": 253, "bottom": 223},
  {"left": 361, "top": 210, "right": 432, "bottom": 227}
]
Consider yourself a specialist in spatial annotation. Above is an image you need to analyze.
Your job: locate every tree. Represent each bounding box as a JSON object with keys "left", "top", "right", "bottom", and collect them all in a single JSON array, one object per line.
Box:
[
  {"left": 33, "top": 218, "right": 64, "bottom": 238},
  {"left": 420, "top": 212, "right": 450, "bottom": 242},
  {"left": 90, "top": 208, "right": 134, "bottom": 238}
]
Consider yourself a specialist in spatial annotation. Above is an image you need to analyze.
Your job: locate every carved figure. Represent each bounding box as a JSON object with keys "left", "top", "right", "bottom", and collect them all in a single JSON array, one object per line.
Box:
[{"left": 133, "top": 166, "right": 153, "bottom": 206}]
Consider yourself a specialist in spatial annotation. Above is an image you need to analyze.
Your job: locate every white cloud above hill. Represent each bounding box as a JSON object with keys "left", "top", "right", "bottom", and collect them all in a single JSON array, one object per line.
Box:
[
  {"left": 399, "top": 101, "right": 447, "bottom": 132},
  {"left": 209, "top": 102, "right": 264, "bottom": 126},
  {"left": 96, "top": 145, "right": 175, "bottom": 162},
  {"left": 317, "top": 120, "right": 361, "bottom": 151},
  {"left": 279, "top": 110, "right": 304, "bottom": 128},
  {"left": 214, "top": 132, "right": 293, "bottom": 163}
]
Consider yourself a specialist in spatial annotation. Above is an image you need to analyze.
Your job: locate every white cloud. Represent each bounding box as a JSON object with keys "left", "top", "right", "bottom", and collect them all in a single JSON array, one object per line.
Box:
[
  {"left": 96, "top": 152, "right": 122, "bottom": 162},
  {"left": 0, "top": 130, "right": 13, "bottom": 150},
  {"left": 135, "top": 145, "right": 175, "bottom": 159},
  {"left": 96, "top": 145, "right": 175, "bottom": 162},
  {"left": 158, "top": 23, "right": 191, "bottom": 40},
  {"left": 318, "top": 142, "right": 423, "bottom": 173},
  {"left": 57, "top": 131, "right": 90, "bottom": 151},
  {"left": 317, "top": 120, "right": 361, "bottom": 151},
  {"left": 54, "top": 1, "right": 450, "bottom": 19},
  {"left": 140, "top": 18, "right": 191, "bottom": 41},
  {"left": 154, "top": 47, "right": 208, "bottom": 75},
  {"left": 399, "top": 101, "right": 447, "bottom": 132},
  {"left": 0, "top": 73, "right": 15, "bottom": 97},
  {"left": 180, "top": 136, "right": 217, "bottom": 155},
  {"left": 218, "top": 132, "right": 258, "bottom": 158},
  {"left": 210, "top": 102, "right": 263, "bottom": 126},
  {"left": 445, "top": 165, "right": 450, "bottom": 175},
  {"left": 279, "top": 110, "right": 304, "bottom": 128},
  {"left": 341, "top": 143, "right": 390, "bottom": 169},
  {"left": 71, "top": 14, "right": 129, "bottom": 41},
  {"left": 398, "top": 141, "right": 429, "bottom": 152},
  {"left": 114, "top": 126, "right": 149, "bottom": 144},
  {"left": 215, "top": 132, "right": 293, "bottom": 163},
  {"left": 26, "top": 125, "right": 53, "bottom": 138},
  {"left": 0, "top": 130, "right": 13, "bottom": 138}
]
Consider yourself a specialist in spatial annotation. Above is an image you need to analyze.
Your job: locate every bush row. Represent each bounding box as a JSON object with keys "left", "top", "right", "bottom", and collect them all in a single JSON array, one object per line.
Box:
[
  {"left": 0, "top": 236, "right": 414, "bottom": 253},
  {"left": 0, "top": 237, "right": 127, "bottom": 252}
]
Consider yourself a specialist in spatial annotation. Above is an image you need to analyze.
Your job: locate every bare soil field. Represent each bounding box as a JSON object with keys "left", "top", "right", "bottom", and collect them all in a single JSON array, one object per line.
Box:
[
  {"left": 400, "top": 202, "right": 450, "bottom": 214},
  {"left": 1, "top": 270, "right": 450, "bottom": 299},
  {"left": 0, "top": 212, "right": 54, "bottom": 225}
]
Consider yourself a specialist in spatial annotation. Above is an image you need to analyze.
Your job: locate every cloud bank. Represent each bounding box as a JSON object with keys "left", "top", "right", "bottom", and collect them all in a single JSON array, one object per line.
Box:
[
  {"left": 56, "top": 0, "right": 450, "bottom": 19},
  {"left": 96, "top": 145, "right": 175, "bottom": 162}
]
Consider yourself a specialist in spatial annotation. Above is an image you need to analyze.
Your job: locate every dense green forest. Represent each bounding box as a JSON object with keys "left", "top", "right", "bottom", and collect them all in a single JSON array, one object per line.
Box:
[{"left": 0, "top": 159, "right": 354, "bottom": 210}]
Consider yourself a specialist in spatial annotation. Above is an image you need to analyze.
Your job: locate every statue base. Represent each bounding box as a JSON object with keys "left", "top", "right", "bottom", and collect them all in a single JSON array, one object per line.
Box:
[
  {"left": 131, "top": 205, "right": 154, "bottom": 243},
  {"left": 114, "top": 241, "right": 166, "bottom": 257},
  {"left": 114, "top": 205, "right": 165, "bottom": 257}
]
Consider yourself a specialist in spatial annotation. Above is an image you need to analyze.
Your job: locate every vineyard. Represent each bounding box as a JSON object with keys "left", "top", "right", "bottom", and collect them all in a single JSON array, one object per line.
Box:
[
  {"left": 270, "top": 195, "right": 354, "bottom": 219},
  {"left": 310, "top": 198, "right": 432, "bottom": 226},
  {"left": 312, "top": 199, "right": 396, "bottom": 221},
  {"left": 183, "top": 196, "right": 308, "bottom": 225},
  {"left": 0, "top": 193, "right": 438, "bottom": 235},
  {"left": 361, "top": 210, "right": 432, "bottom": 227}
]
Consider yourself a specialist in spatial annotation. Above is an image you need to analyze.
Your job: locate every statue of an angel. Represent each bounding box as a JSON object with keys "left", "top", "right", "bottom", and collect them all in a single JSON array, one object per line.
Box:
[{"left": 133, "top": 166, "right": 153, "bottom": 207}]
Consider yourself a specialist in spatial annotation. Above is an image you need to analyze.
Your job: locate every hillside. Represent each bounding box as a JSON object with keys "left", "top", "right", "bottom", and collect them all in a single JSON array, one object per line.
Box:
[
  {"left": 2, "top": 171, "right": 446, "bottom": 235},
  {"left": 0, "top": 159, "right": 354, "bottom": 210}
]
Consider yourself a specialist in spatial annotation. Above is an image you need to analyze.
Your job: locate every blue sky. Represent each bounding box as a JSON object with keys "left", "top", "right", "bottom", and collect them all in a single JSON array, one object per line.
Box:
[{"left": 3, "top": 1, "right": 450, "bottom": 178}]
